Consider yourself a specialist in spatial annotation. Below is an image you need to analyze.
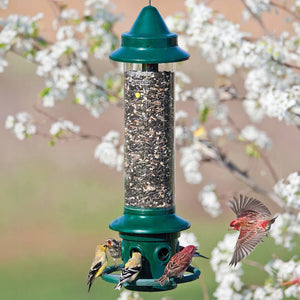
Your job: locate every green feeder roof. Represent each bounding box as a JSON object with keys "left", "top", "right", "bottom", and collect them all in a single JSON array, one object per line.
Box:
[{"left": 109, "top": 5, "right": 189, "bottom": 64}]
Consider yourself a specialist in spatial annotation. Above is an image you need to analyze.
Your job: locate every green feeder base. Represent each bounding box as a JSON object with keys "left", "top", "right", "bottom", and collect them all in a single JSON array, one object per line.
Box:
[
  {"left": 103, "top": 206, "right": 200, "bottom": 291},
  {"left": 102, "top": 265, "right": 201, "bottom": 292}
]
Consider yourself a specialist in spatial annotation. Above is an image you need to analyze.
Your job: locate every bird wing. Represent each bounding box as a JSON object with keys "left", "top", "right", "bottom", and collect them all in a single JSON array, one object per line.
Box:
[
  {"left": 166, "top": 251, "right": 193, "bottom": 277},
  {"left": 229, "top": 195, "right": 271, "bottom": 218},
  {"left": 229, "top": 227, "right": 267, "bottom": 266},
  {"left": 119, "top": 265, "right": 141, "bottom": 284}
]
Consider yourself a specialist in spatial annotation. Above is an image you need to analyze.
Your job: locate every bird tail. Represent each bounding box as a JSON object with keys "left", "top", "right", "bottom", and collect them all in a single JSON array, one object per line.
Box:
[
  {"left": 87, "top": 279, "right": 93, "bottom": 293},
  {"left": 154, "top": 275, "right": 169, "bottom": 287},
  {"left": 114, "top": 282, "right": 122, "bottom": 290},
  {"left": 194, "top": 251, "right": 209, "bottom": 259},
  {"left": 267, "top": 216, "right": 277, "bottom": 230}
]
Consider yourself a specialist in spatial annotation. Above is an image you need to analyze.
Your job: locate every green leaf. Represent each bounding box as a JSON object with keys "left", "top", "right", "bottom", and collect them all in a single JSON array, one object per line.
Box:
[
  {"left": 63, "top": 47, "right": 73, "bottom": 55},
  {"left": 0, "top": 43, "right": 7, "bottom": 49},
  {"left": 72, "top": 18, "right": 81, "bottom": 25},
  {"left": 36, "top": 37, "right": 47, "bottom": 47},
  {"left": 199, "top": 106, "right": 210, "bottom": 123},
  {"left": 84, "top": 15, "right": 93, "bottom": 22},
  {"left": 102, "top": 21, "right": 112, "bottom": 31},
  {"left": 49, "top": 140, "right": 55, "bottom": 147},
  {"left": 39, "top": 87, "right": 51, "bottom": 98},
  {"left": 106, "top": 77, "right": 113, "bottom": 89},
  {"left": 245, "top": 144, "right": 261, "bottom": 159},
  {"left": 24, "top": 49, "right": 36, "bottom": 58}
]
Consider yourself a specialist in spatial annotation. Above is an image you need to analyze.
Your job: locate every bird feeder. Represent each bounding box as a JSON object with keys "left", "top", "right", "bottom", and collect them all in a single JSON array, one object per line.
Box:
[{"left": 102, "top": 3, "right": 200, "bottom": 291}]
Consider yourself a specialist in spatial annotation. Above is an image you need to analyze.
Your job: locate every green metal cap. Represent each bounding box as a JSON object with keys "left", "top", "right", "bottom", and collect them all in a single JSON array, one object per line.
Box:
[{"left": 109, "top": 5, "right": 189, "bottom": 63}]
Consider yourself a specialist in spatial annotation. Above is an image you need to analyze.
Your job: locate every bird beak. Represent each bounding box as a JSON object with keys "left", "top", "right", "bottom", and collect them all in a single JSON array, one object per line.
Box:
[{"left": 228, "top": 227, "right": 234, "bottom": 230}]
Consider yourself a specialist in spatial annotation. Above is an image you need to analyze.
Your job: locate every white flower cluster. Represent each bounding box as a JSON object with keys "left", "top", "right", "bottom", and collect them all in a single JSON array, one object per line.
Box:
[
  {"left": 274, "top": 172, "right": 300, "bottom": 209},
  {"left": 239, "top": 125, "right": 272, "bottom": 149},
  {"left": 94, "top": 130, "right": 123, "bottom": 171},
  {"left": 179, "top": 144, "right": 202, "bottom": 184},
  {"left": 32, "top": 0, "right": 119, "bottom": 116},
  {"left": 74, "top": 75, "right": 109, "bottom": 118},
  {"left": 210, "top": 233, "right": 249, "bottom": 300},
  {"left": 5, "top": 112, "right": 36, "bottom": 140},
  {"left": 0, "top": 0, "right": 8, "bottom": 9},
  {"left": 252, "top": 285, "right": 283, "bottom": 300},
  {"left": 49, "top": 120, "right": 80, "bottom": 136},
  {"left": 167, "top": 2, "right": 300, "bottom": 126},
  {"left": 117, "top": 290, "right": 142, "bottom": 300},
  {"left": 265, "top": 258, "right": 300, "bottom": 299},
  {"left": 0, "top": 13, "right": 43, "bottom": 71},
  {"left": 183, "top": 87, "right": 228, "bottom": 123},
  {"left": 270, "top": 212, "right": 300, "bottom": 249},
  {"left": 259, "top": 86, "right": 299, "bottom": 123},
  {"left": 198, "top": 184, "right": 222, "bottom": 218},
  {"left": 178, "top": 232, "right": 199, "bottom": 248},
  {"left": 244, "top": 0, "right": 270, "bottom": 17}
]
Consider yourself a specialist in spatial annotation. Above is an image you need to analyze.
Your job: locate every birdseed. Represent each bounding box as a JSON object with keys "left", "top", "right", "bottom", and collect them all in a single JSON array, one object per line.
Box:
[{"left": 124, "top": 70, "right": 174, "bottom": 208}]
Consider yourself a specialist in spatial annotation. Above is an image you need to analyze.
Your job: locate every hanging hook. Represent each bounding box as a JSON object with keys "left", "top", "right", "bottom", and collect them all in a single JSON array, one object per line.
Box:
[{"left": 149, "top": 0, "right": 151, "bottom": 6}]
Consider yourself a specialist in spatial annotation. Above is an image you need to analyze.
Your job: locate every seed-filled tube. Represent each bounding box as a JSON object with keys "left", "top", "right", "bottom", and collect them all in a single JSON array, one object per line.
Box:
[{"left": 124, "top": 64, "right": 174, "bottom": 208}]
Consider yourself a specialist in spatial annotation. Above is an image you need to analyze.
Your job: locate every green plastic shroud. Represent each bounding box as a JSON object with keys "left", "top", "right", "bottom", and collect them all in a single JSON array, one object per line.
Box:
[{"left": 109, "top": 5, "right": 189, "bottom": 63}]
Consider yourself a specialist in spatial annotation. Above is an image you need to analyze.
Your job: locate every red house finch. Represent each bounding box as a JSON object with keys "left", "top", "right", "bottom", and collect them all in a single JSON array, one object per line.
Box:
[
  {"left": 229, "top": 195, "right": 277, "bottom": 266},
  {"left": 105, "top": 238, "right": 122, "bottom": 266},
  {"left": 155, "top": 245, "right": 196, "bottom": 286},
  {"left": 114, "top": 252, "right": 142, "bottom": 290},
  {"left": 87, "top": 244, "right": 108, "bottom": 293}
]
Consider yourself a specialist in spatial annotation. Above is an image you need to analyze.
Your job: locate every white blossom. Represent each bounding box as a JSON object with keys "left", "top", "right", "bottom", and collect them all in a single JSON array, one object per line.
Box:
[
  {"left": 239, "top": 125, "right": 272, "bottom": 149},
  {"left": 198, "top": 184, "right": 222, "bottom": 217},
  {"left": 117, "top": 290, "right": 142, "bottom": 300},
  {"left": 274, "top": 172, "right": 300, "bottom": 209},
  {"left": 5, "top": 112, "right": 36, "bottom": 140},
  {"left": 264, "top": 257, "right": 300, "bottom": 298},
  {"left": 259, "top": 87, "right": 296, "bottom": 121},
  {"left": 94, "top": 130, "right": 123, "bottom": 171},
  {"left": 211, "top": 233, "right": 245, "bottom": 300},
  {"left": 49, "top": 120, "right": 80, "bottom": 136},
  {"left": 244, "top": 0, "right": 270, "bottom": 16},
  {"left": 270, "top": 212, "right": 300, "bottom": 249},
  {"left": 5, "top": 115, "right": 14, "bottom": 129},
  {"left": 178, "top": 232, "right": 199, "bottom": 248},
  {"left": 0, "top": 0, "right": 8, "bottom": 9},
  {"left": 180, "top": 144, "right": 202, "bottom": 184}
]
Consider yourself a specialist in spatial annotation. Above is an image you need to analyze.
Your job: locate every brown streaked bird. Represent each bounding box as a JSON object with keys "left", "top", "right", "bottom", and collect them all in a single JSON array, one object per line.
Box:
[
  {"left": 105, "top": 238, "right": 122, "bottom": 266},
  {"left": 228, "top": 195, "right": 277, "bottom": 267},
  {"left": 155, "top": 245, "right": 196, "bottom": 286}
]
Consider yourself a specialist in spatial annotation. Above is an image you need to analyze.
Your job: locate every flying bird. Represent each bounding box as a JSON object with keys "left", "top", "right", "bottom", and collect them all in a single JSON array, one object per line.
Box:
[
  {"left": 228, "top": 195, "right": 277, "bottom": 266},
  {"left": 105, "top": 238, "right": 122, "bottom": 266},
  {"left": 155, "top": 245, "right": 196, "bottom": 286},
  {"left": 87, "top": 244, "right": 108, "bottom": 293},
  {"left": 114, "top": 252, "right": 142, "bottom": 290}
]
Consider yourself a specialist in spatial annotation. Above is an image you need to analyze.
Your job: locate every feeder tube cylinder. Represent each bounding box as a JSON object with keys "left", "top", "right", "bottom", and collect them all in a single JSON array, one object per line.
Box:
[{"left": 124, "top": 63, "right": 175, "bottom": 209}]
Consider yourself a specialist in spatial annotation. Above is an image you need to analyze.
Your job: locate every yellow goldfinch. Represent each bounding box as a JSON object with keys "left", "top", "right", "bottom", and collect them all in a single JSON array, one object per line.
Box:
[
  {"left": 87, "top": 244, "right": 108, "bottom": 293},
  {"left": 114, "top": 252, "right": 142, "bottom": 290},
  {"left": 105, "top": 238, "right": 122, "bottom": 266}
]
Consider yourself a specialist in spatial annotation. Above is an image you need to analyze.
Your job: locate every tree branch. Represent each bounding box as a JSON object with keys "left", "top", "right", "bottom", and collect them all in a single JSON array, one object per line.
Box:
[
  {"left": 240, "top": 0, "right": 271, "bottom": 35},
  {"left": 243, "top": 258, "right": 266, "bottom": 271},
  {"left": 270, "top": 0, "right": 300, "bottom": 20},
  {"left": 216, "top": 152, "right": 285, "bottom": 208}
]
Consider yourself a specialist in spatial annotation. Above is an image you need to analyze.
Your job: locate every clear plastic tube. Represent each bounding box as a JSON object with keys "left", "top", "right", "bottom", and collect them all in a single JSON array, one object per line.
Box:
[{"left": 124, "top": 63, "right": 175, "bottom": 208}]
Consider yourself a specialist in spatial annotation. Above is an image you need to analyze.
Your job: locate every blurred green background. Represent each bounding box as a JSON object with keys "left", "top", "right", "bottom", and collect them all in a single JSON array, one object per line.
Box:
[{"left": 0, "top": 0, "right": 299, "bottom": 299}]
